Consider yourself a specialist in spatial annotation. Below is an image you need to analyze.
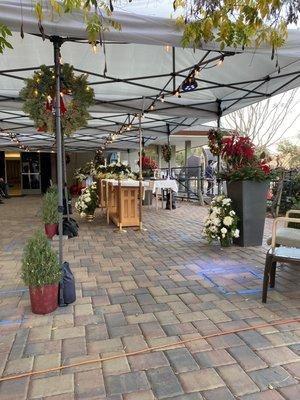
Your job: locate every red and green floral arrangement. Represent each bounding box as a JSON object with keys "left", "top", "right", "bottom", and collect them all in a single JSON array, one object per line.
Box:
[
  {"left": 219, "top": 134, "right": 274, "bottom": 182},
  {"left": 138, "top": 155, "right": 158, "bottom": 177},
  {"left": 207, "top": 132, "right": 274, "bottom": 182}
]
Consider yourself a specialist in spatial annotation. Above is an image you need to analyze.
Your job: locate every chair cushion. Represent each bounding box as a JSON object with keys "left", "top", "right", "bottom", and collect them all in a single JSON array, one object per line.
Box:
[{"left": 267, "top": 227, "right": 300, "bottom": 247}]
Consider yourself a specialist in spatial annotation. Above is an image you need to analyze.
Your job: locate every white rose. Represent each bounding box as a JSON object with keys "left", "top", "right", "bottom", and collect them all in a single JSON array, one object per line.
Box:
[
  {"left": 221, "top": 227, "right": 227, "bottom": 234},
  {"left": 223, "top": 216, "right": 233, "bottom": 226},
  {"left": 222, "top": 198, "right": 231, "bottom": 205},
  {"left": 229, "top": 210, "right": 236, "bottom": 216},
  {"left": 210, "top": 226, "right": 217, "bottom": 232},
  {"left": 234, "top": 229, "right": 240, "bottom": 238},
  {"left": 213, "top": 218, "right": 221, "bottom": 226}
]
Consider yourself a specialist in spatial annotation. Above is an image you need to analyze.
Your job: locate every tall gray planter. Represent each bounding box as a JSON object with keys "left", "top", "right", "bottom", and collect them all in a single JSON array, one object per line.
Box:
[{"left": 226, "top": 180, "right": 269, "bottom": 247}]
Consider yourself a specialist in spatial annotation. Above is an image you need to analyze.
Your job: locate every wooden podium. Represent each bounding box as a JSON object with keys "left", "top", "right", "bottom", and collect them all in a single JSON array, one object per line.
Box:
[{"left": 99, "top": 179, "right": 149, "bottom": 229}]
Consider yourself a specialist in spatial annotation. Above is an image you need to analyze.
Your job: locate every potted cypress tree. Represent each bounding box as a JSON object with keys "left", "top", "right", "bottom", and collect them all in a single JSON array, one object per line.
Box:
[
  {"left": 42, "top": 187, "right": 59, "bottom": 239},
  {"left": 21, "top": 230, "right": 61, "bottom": 314}
]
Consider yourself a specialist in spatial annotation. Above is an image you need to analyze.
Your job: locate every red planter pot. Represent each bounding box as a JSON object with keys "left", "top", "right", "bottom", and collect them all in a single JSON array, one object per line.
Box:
[
  {"left": 45, "top": 223, "right": 58, "bottom": 239},
  {"left": 29, "top": 284, "right": 59, "bottom": 314}
]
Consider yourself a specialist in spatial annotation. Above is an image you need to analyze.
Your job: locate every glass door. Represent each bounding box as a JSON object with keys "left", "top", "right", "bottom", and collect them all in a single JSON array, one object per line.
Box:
[{"left": 21, "top": 152, "right": 41, "bottom": 194}]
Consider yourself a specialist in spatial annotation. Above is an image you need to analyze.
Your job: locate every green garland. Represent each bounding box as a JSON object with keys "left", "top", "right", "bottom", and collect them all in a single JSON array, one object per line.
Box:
[{"left": 20, "top": 64, "right": 94, "bottom": 136}]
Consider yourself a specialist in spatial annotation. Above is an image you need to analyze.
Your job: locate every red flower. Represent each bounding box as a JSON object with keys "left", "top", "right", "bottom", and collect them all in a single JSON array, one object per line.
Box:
[{"left": 260, "top": 163, "right": 271, "bottom": 174}]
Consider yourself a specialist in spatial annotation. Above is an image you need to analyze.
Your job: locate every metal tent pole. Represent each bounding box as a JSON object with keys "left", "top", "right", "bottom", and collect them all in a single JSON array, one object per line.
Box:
[
  {"left": 217, "top": 100, "right": 222, "bottom": 195},
  {"left": 167, "top": 123, "right": 171, "bottom": 178},
  {"left": 51, "top": 36, "right": 64, "bottom": 267},
  {"left": 138, "top": 112, "right": 143, "bottom": 231},
  {"left": 62, "top": 136, "right": 70, "bottom": 221}
]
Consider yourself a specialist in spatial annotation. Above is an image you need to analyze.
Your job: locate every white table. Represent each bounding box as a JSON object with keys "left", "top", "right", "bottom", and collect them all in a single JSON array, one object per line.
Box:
[{"left": 149, "top": 179, "right": 178, "bottom": 210}]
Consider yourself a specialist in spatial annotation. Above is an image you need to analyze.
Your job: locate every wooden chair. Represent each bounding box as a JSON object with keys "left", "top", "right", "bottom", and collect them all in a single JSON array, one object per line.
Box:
[{"left": 262, "top": 212, "right": 300, "bottom": 303}]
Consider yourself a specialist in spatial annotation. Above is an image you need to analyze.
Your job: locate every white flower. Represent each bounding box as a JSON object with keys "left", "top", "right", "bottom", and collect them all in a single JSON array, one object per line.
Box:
[
  {"left": 210, "top": 226, "right": 217, "bottom": 233},
  {"left": 212, "top": 218, "right": 221, "bottom": 226},
  {"left": 223, "top": 216, "right": 233, "bottom": 226},
  {"left": 229, "top": 210, "right": 236, "bottom": 216},
  {"left": 222, "top": 198, "right": 231, "bottom": 205},
  {"left": 233, "top": 229, "right": 240, "bottom": 238},
  {"left": 221, "top": 227, "right": 227, "bottom": 234}
]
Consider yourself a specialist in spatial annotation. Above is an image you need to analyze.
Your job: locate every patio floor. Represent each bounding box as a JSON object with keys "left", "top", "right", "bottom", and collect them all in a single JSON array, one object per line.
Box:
[{"left": 0, "top": 197, "right": 299, "bottom": 400}]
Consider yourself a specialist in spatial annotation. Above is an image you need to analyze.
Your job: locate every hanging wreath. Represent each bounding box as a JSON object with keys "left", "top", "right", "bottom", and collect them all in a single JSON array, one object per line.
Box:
[
  {"left": 162, "top": 144, "right": 172, "bottom": 163},
  {"left": 20, "top": 64, "right": 94, "bottom": 136},
  {"left": 208, "top": 128, "right": 224, "bottom": 156}
]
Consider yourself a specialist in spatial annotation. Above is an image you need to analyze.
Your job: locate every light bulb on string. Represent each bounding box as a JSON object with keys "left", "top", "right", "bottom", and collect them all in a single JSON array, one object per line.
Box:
[
  {"left": 160, "top": 94, "right": 165, "bottom": 103},
  {"left": 164, "top": 44, "right": 171, "bottom": 52},
  {"left": 150, "top": 104, "right": 155, "bottom": 111},
  {"left": 194, "top": 68, "right": 200, "bottom": 78},
  {"left": 218, "top": 55, "right": 224, "bottom": 66},
  {"left": 92, "top": 44, "right": 98, "bottom": 54}
]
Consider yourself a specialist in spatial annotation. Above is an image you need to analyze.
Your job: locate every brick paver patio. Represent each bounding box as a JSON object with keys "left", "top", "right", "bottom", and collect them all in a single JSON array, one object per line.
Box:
[{"left": 0, "top": 196, "right": 299, "bottom": 399}]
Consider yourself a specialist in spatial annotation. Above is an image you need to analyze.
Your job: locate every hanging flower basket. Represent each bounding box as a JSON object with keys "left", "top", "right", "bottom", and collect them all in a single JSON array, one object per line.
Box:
[
  {"left": 207, "top": 129, "right": 224, "bottom": 156},
  {"left": 20, "top": 64, "right": 94, "bottom": 136},
  {"left": 162, "top": 144, "right": 172, "bottom": 163}
]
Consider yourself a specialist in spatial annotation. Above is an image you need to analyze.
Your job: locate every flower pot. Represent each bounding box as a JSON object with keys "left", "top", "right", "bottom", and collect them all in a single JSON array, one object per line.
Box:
[
  {"left": 29, "top": 284, "right": 58, "bottom": 314},
  {"left": 44, "top": 223, "right": 58, "bottom": 239},
  {"left": 226, "top": 180, "right": 269, "bottom": 246},
  {"left": 220, "top": 237, "right": 231, "bottom": 247}
]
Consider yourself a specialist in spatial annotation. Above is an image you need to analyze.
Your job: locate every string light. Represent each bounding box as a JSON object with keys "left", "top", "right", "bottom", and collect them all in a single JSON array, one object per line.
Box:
[
  {"left": 1, "top": 129, "right": 31, "bottom": 152},
  {"left": 92, "top": 44, "right": 98, "bottom": 54},
  {"left": 160, "top": 94, "right": 165, "bottom": 102},
  {"left": 150, "top": 104, "right": 155, "bottom": 111},
  {"left": 164, "top": 44, "right": 171, "bottom": 52},
  {"left": 218, "top": 55, "right": 225, "bottom": 66}
]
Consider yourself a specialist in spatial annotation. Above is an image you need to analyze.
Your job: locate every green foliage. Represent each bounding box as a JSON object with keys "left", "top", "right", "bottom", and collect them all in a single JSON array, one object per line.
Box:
[
  {"left": 0, "top": 23, "right": 12, "bottom": 54},
  {"left": 277, "top": 139, "right": 300, "bottom": 169},
  {"left": 42, "top": 188, "right": 59, "bottom": 224},
  {"left": 20, "top": 64, "right": 94, "bottom": 136},
  {"left": 220, "top": 165, "right": 278, "bottom": 182},
  {"left": 21, "top": 230, "right": 61, "bottom": 288},
  {"left": 176, "top": 0, "right": 292, "bottom": 55}
]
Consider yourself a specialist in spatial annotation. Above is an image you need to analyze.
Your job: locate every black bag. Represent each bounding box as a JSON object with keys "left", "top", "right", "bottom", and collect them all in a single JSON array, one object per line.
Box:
[
  {"left": 63, "top": 217, "right": 79, "bottom": 238},
  {"left": 59, "top": 261, "right": 76, "bottom": 306},
  {"left": 166, "top": 192, "right": 176, "bottom": 210}
]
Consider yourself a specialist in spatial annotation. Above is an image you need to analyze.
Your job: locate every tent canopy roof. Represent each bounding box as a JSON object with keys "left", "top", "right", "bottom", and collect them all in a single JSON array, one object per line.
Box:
[{"left": 1, "top": 1, "right": 300, "bottom": 152}]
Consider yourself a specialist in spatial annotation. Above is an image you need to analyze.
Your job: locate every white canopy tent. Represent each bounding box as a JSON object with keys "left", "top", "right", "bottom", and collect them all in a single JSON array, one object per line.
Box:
[{"left": 1, "top": 1, "right": 300, "bottom": 152}]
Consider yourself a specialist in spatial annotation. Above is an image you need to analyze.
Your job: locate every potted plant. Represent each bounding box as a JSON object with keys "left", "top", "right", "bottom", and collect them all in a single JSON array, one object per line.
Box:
[
  {"left": 42, "top": 187, "right": 59, "bottom": 239},
  {"left": 203, "top": 195, "right": 239, "bottom": 247},
  {"left": 75, "top": 182, "right": 98, "bottom": 221},
  {"left": 219, "top": 134, "right": 275, "bottom": 246},
  {"left": 21, "top": 230, "right": 61, "bottom": 314},
  {"left": 162, "top": 144, "right": 172, "bottom": 163}
]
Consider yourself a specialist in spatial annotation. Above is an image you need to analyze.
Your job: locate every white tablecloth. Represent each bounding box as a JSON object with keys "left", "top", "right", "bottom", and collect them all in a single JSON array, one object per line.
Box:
[
  {"left": 151, "top": 179, "right": 178, "bottom": 193},
  {"left": 107, "top": 179, "right": 150, "bottom": 188}
]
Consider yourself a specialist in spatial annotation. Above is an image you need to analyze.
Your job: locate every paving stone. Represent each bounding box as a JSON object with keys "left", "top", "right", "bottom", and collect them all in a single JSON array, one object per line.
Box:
[
  {"left": 87, "top": 337, "right": 123, "bottom": 354},
  {"left": 102, "top": 351, "right": 131, "bottom": 375},
  {"left": 165, "top": 394, "right": 203, "bottom": 400},
  {"left": 228, "top": 346, "right": 268, "bottom": 371},
  {"left": 109, "top": 324, "right": 142, "bottom": 338},
  {"left": 284, "top": 360, "right": 300, "bottom": 377},
  {"left": 257, "top": 347, "right": 300, "bottom": 366},
  {"left": 278, "top": 384, "right": 300, "bottom": 400},
  {"left": 165, "top": 348, "right": 199, "bottom": 372},
  {"left": 203, "top": 309, "right": 232, "bottom": 323},
  {"left": 206, "top": 333, "right": 245, "bottom": 349},
  {"left": 4, "top": 356, "right": 33, "bottom": 375},
  {"left": 86, "top": 324, "right": 109, "bottom": 342},
  {"left": 74, "top": 304, "right": 93, "bottom": 317},
  {"left": 75, "top": 369, "right": 105, "bottom": 398},
  {"left": 179, "top": 368, "right": 225, "bottom": 392},
  {"left": 218, "top": 364, "right": 260, "bottom": 396},
  {"left": 240, "top": 389, "right": 285, "bottom": 400},
  {"left": 30, "top": 374, "right": 74, "bottom": 398},
  {"left": 123, "top": 390, "right": 155, "bottom": 400},
  {"left": 238, "top": 331, "right": 273, "bottom": 351},
  {"left": 33, "top": 353, "right": 61, "bottom": 371},
  {"left": 53, "top": 327, "right": 85, "bottom": 340},
  {"left": 147, "top": 366, "right": 184, "bottom": 399},
  {"left": 122, "top": 335, "right": 148, "bottom": 352},
  {"left": 140, "top": 321, "right": 166, "bottom": 339},
  {"left": 62, "top": 337, "right": 87, "bottom": 358},
  {"left": 202, "top": 387, "right": 235, "bottom": 400},
  {"left": 194, "top": 349, "right": 235, "bottom": 368},
  {"left": 249, "top": 366, "right": 298, "bottom": 391},
  {"left": 177, "top": 311, "right": 207, "bottom": 323},
  {"left": 105, "top": 371, "right": 150, "bottom": 395},
  {"left": 0, "top": 377, "right": 30, "bottom": 400},
  {"left": 128, "top": 351, "right": 169, "bottom": 371}
]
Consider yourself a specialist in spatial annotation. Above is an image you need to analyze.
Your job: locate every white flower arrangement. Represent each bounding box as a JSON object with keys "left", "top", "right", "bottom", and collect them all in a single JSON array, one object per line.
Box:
[
  {"left": 202, "top": 195, "right": 239, "bottom": 247},
  {"left": 75, "top": 182, "right": 98, "bottom": 217}
]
